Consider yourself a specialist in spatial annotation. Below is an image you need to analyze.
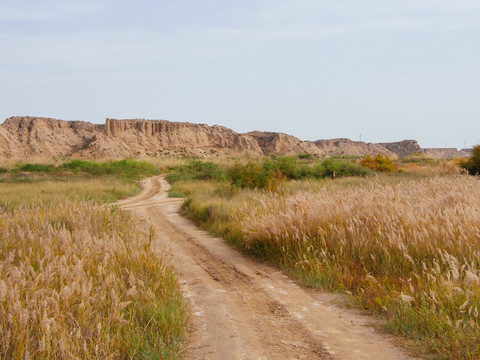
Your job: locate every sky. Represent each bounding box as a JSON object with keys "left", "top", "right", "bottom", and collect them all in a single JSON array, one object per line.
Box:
[{"left": 0, "top": 0, "right": 479, "bottom": 149}]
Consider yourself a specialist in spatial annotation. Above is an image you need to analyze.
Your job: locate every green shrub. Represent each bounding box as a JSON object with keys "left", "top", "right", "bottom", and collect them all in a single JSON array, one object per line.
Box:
[
  {"left": 263, "top": 157, "right": 300, "bottom": 179},
  {"left": 276, "top": 156, "right": 300, "bottom": 179},
  {"left": 16, "top": 163, "right": 55, "bottom": 173},
  {"left": 313, "top": 159, "right": 369, "bottom": 178},
  {"left": 228, "top": 156, "right": 370, "bottom": 188},
  {"left": 228, "top": 161, "right": 269, "bottom": 189},
  {"left": 60, "top": 159, "right": 158, "bottom": 179},
  {"left": 297, "top": 153, "right": 314, "bottom": 160},
  {"left": 165, "top": 160, "right": 225, "bottom": 183},
  {"left": 187, "top": 161, "right": 225, "bottom": 180},
  {"left": 460, "top": 145, "right": 480, "bottom": 175},
  {"left": 0, "top": 167, "right": 7, "bottom": 174},
  {"left": 61, "top": 160, "right": 105, "bottom": 175},
  {"left": 108, "top": 159, "right": 159, "bottom": 178}
]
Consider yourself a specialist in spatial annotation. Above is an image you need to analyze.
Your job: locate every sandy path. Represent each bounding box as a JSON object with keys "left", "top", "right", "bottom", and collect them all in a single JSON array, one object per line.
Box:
[{"left": 117, "top": 176, "right": 420, "bottom": 360}]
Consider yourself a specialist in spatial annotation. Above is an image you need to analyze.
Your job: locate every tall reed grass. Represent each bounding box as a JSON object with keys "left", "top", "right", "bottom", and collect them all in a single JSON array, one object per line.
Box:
[
  {"left": 0, "top": 180, "right": 185, "bottom": 359},
  {"left": 240, "top": 175, "right": 480, "bottom": 359},
  {"left": 175, "top": 174, "right": 480, "bottom": 359}
]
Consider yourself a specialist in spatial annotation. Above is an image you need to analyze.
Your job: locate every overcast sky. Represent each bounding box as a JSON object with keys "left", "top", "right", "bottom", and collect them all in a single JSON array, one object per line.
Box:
[{"left": 0, "top": 0, "right": 479, "bottom": 148}]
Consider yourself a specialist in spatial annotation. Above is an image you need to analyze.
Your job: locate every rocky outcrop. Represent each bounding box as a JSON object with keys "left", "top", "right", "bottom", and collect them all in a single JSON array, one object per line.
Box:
[
  {"left": 97, "top": 118, "right": 264, "bottom": 157},
  {"left": 105, "top": 118, "right": 191, "bottom": 137},
  {"left": 314, "top": 138, "right": 394, "bottom": 157},
  {"left": 0, "top": 116, "right": 101, "bottom": 158},
  {"left": 380, "top": 140, "right": 422, "bottom": 158},
  {"left": 0, "top": 116, "right": 471, "bottom": 160},
  {"left": 246, "top": 132, "right": 323, "bottom": 156}
]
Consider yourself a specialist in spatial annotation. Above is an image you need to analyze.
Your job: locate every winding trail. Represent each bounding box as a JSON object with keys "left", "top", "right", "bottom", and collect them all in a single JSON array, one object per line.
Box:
[{"left": 117, "top": 176, "right": 420, "bottom": 360}]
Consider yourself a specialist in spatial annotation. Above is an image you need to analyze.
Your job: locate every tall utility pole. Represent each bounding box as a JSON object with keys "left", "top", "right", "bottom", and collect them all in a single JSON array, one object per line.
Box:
[{"left": 359, "top": 134, "right": 362, "bottom": 142}]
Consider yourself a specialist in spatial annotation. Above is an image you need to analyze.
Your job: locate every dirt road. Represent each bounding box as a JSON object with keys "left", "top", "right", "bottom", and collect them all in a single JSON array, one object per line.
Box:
[{"left": 118, "top": 176, "right": 420, "bottom": 360}]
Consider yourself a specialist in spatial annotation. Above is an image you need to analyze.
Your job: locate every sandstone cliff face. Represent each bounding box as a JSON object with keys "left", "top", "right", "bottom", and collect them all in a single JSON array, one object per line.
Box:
[
  {"left": 0, "top": 127, "right": 12, "bottom": 158},
  {"left": 314, "top": 138, "right": 395, "bottom": 157},
  {"left": 97, "top": 119, "right": 263, "bottom": 157},
  {"left": 0, "top": 116, "right": 470, "bottom": 160},
  {"left": 0, "top": 117, "right": 268, "bottom": 159},
  {"left": 380, "top": 140, "right": 422, "bottom": 157},
  {"left": 0, "top": 117, "right": 101, "bottom": 158},
  {"left": 246, "top": 131, "right": 323, "bottom": 156}
]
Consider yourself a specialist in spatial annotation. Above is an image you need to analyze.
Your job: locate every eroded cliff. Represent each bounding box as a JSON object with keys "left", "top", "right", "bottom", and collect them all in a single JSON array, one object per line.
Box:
[{"left": 0, "top": 116, "right": 469, "bottom": 160}]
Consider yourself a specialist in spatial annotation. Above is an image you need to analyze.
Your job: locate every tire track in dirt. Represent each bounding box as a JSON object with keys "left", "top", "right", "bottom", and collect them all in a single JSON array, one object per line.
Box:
[{"left": 118, "top": 176, "right": 421, "bottom": 360}]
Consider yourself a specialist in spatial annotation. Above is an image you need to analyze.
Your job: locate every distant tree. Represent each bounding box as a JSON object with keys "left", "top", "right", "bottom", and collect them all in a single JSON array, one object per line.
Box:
[{"left": 460, "top": 145, "right": 480, "bottom": 175}]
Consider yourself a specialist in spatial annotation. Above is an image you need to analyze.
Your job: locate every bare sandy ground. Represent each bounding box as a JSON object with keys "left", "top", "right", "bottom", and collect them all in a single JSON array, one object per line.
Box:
[{"left": 117, "top": 176, "right": 421, "bottom": 360}]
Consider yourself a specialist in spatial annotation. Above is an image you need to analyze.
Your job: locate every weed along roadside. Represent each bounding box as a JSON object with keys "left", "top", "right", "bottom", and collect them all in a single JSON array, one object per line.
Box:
[
  {"left": 166, "top": 153, "right": 480, "bottom": 360},
  {"left": 0, "top": 160, "right": 186, "bottom": 359}
]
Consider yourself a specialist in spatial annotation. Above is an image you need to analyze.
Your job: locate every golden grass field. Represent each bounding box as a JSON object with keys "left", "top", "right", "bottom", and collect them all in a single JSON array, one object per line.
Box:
[
  {"left": 0, "top": 177, "right": 185, "bottom": 359},
  {"left": 1, "top": 154, "right": 478, "bottom": 359},
  {"left": 173, "top": 160, "right": 480, "bottom": 359},
  {"left": 241, "top": 176, "right": 480, "bottom": 356}
]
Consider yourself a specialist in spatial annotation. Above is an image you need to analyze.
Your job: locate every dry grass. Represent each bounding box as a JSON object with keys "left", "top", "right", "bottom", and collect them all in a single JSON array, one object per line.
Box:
[
  {"left": 240, "top": 175, "right": 480, "bottom": 359},
  {"left": 0, "top": 180, "right": 185, "bottom": 359},
  {"left": 0, "top": 179, "right": 139, "bottom": 209},
  {"left": 397, "top": 159, "right": 461, "bottom": 177},
  {"left": 175, "top": 173, "right": 480, "bottom": 359}
]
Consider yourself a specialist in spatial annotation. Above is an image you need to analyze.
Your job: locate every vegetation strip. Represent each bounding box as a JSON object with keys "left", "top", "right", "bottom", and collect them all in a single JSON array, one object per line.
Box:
[{"left": 0, "top": 160, "right": 185, "bottom": 359}]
